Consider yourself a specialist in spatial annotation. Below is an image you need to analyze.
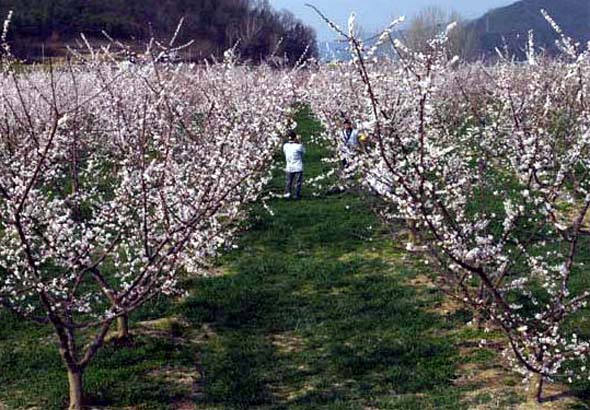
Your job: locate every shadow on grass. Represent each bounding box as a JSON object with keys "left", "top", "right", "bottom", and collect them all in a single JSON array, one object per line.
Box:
[{"left": 179, "top": 194, "right": 465, "bottom": 410}]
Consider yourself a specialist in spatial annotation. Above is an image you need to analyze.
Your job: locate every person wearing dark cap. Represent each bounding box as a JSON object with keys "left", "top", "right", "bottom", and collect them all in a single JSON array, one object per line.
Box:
[{"left": 283, "top": 130, "right": 305, "bottom": 200}]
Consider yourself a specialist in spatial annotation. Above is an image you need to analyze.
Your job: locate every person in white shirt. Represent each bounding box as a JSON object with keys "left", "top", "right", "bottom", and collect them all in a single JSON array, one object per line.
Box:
[
  {"left": 339, "top": 119, "right": 359, "bottom": 167},
  {"left": 283, "top": 130, "right": 305, "bottom": 200}
]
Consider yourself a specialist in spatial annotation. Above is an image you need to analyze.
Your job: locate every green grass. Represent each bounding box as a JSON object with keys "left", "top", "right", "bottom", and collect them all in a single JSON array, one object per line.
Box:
[
  {"left": 179, "top": 194, "right": 465, "bottom": 410},
  {"left": 5, "top": 108, "right": 584, "bottom": 409}
]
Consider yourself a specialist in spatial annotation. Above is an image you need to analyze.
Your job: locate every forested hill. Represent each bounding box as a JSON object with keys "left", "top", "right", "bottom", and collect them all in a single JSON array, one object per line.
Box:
[
  {"left": 0, "top": 0, "right": 318, "bottom": 63},
  {"left": 470, "top": 0, "right": 590, "bottom": 58}
]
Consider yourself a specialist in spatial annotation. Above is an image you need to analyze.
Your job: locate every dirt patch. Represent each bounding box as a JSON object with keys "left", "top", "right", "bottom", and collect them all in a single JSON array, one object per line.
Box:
[
  {"left": 0, "top": 404, "right": 39, "bottom": 410},
  {"left": 138, "top": 316, "right": 189, "bottom": 331},
  {"left": 147, "top": 364, "right": 201, "bottom": 406},
  {"left": 202, "top": 266, "right": 230, "bottom": 278},
  {"left": 101, "top": 316, "right": 191, "bottom": 344},
  {"left": 558, "top": 200, "right": 590, "bottom": 232},
  {"left": 337, "top": 250, "right": 384, "bottom": 263},
  {"left": 188, "top": 323, "right": 217, "bottom": 344},
  {"left": 432, "top": 297, "right": 464, "bottom": 315},
  {"left": 405, "top": 273, "right": 464, "bottom": 316},
  {"left": 457, "top": 344, "right": 582, "bottom": 410},
  {"left": 288, "top": 384, "right": 316, "bottom": 401},
  {"left": 141, "top": 323, "right": 216, "bottom": 410},
  {"left": 407, "top": 273, "right": 438, "bottom": 289},
  {"left": 459, "top": 364, "right": 520, "bottom": 409},
  {"left": 172, "top": 401, "right": 197, "bottom": 410},
  {"left": 148, "top": 365, "right": 199, "bottom": 386},
  {"left": 270, "top": 332, "right": 305, "bottom": 355}
]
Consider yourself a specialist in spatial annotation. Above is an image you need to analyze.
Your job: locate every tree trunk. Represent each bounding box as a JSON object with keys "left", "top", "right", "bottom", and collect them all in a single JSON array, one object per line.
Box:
[
  {"left": 527, "top": 373, "right": 544, "bottom": 403},
  {"left": 116, "top": 315, "right": 130, "bottom": 340},
  {"left": 407, "top": 219, "right": 418, "bottom": 245},
  {"left": 67, "top": 367, "right": 84, "bottom": 410},
  {"left": 470, "top": 283, "right": 487, "bottom": 329}
]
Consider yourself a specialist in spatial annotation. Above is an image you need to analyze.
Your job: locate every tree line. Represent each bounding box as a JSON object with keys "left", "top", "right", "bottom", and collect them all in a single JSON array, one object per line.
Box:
[{"left": 0, "top": 0, "right": 318, "bottom": 63}]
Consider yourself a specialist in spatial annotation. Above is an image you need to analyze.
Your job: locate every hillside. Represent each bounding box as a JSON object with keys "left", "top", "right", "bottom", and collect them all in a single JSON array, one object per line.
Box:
[
  {"left": 319, "top": 1, "right": 590, "bottom": 62},
  {"left": 0, "top": 0, "right": 318, "bottom": 63},
  {"left": 470, "top": 0, "right": 590, "bottom": 58}
]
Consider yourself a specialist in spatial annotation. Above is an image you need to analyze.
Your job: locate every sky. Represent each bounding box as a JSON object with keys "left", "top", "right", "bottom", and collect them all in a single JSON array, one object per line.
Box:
[{"left": 269, "top": 0, "right": 517, "bottom": 41}]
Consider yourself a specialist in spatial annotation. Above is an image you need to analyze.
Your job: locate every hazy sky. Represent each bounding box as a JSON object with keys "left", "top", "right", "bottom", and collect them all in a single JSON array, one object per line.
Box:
[{"left": 270, "top": 0, "right": 516, "bottom": 41}]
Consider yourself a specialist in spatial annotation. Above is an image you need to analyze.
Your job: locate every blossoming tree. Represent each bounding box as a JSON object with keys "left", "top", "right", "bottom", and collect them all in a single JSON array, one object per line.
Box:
[
  {"left": 0, "top": 48, "right": 296, "bottom": 409},
  {"left": 305, "top": 8, "right": 590, "bottom": 401}
]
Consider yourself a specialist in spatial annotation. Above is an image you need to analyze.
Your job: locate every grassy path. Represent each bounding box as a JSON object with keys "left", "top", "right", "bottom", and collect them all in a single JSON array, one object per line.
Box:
[
  {"left": 0, "top": 112, "right": 483, "bottom": 409},
  {"left": 180, "top": 194, "right": 463, "bottom": 410},
  {"left": 172, "top": 112, "right": 468, "bottom": 410}
]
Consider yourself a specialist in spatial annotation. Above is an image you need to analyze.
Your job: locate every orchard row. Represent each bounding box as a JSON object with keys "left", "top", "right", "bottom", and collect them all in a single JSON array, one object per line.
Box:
[{"left": 2, "top": 12, "right": 590, "bottom": 408}]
